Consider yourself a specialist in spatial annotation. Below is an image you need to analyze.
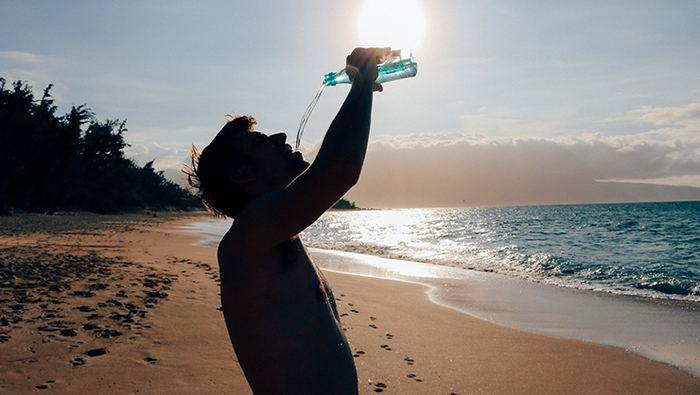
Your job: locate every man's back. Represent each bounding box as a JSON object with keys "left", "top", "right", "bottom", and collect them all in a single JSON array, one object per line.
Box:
[{"left": 218, "top": 234, "right": 356, "bottom": 394}]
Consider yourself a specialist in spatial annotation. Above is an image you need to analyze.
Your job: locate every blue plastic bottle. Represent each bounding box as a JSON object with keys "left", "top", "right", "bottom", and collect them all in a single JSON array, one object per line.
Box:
[
  {"left": 295, "top": 51, "right": 418, "bottom": 149},
  {"left": 323, "top": 52, "right": 418, "bottom": 86}
]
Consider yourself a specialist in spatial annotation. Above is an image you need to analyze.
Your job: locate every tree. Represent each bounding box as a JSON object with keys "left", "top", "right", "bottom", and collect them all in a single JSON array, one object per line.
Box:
[
  {"left": 0, "top": 78, "right": 200, "bottom": 214},
  {"left": 333, "top": 198, "right": 358, "bottom": 210}
]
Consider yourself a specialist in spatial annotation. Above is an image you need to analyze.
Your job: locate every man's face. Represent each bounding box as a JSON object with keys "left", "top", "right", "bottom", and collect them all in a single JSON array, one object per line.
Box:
[{"left": 242, "top": 131, "right": 310, "bottom": 188}]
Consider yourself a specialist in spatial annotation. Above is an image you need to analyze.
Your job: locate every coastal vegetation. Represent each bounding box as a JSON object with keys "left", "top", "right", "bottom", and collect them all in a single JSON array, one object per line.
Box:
[
  {"left": 0, "top": 78, "right": 199, "bottom": 215},
  {"left": 333, "top": 198, "right": 359, "bottom": 210}
]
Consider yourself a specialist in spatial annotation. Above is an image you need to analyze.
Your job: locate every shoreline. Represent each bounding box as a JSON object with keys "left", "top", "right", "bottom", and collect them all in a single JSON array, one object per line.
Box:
[
  {"left": 179, "top": 216, "right": 700, "bottom": 304},
  {"left": 308, "top": 248, "right": 700, "bottom": 378},
  {"left": 307, "top": 243, "right": 700, "bottom": 304},
  {"left": 2, "top": 213, "right": 698, "bottom": 393},
  {"left": 178, "top": 217, "right": 700, "bottom": 380}
]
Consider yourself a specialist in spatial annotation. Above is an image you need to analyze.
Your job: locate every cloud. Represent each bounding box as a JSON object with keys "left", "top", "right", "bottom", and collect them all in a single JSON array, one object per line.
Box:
[
  {"left": 341, "top": 103, "right": 700, "bottom": 207},
  {"left": 342, "top": 132, "right": 700, "bottom": 207},
  {"left": 120, "top": 102, "right": 700, "bottom": 207},
  {"left": 0, "top": 50, "right": 43, "bottom": 63},
  {"left": 627, "top": 103, "right": 700, "bottom": 126},
  {"left": 125, "top": 141, "right": 192, "bottom": 185},
  {"left": 458, "top": 112, "right": 564, "bottom": 137}
]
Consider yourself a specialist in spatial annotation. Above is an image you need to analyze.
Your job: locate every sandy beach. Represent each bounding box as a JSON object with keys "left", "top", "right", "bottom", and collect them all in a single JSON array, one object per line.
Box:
[{"left": 1, "top": 213, "right": 698, "bottom": 394}]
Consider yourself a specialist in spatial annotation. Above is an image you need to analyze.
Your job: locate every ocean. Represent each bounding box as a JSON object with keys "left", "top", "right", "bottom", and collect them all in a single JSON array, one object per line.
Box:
[
  {"left": 187, "top": 200, "right": 700, "bottom": 303},
  {"left": 181, "top": 200, "right": 700, "bottom": 375}
]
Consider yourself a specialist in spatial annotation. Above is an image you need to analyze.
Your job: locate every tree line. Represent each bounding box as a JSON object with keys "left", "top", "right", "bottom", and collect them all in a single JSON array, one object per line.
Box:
[
  {"left": 333, "top": 199, "right": 358, "bottom": 210},
  {"left": 0, "top": 78, "right": 200, "bottom": 215}
]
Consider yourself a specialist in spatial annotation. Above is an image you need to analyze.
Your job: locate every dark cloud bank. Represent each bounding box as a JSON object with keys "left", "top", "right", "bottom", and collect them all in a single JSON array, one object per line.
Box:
[
  {"left": 132, "top": 101, "right": 700, "bottom": 208},
  {"left": 345, "top": 134, "right": 700, "bottom": 208}
]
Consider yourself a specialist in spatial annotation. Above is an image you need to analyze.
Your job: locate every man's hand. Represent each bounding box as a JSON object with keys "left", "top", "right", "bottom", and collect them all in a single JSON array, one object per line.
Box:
[{"left": 345, "top": 47, "right": 393, "bottom": 92}]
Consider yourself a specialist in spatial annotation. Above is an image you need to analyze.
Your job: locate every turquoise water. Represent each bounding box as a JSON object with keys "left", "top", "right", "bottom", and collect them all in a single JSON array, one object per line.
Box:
[
  {"left": 302, "top": 201, "right": 700, "bottom": 302},
  {"left": 187, "top": 201, "right": 700, "bottom": 302},
  {"left": 181, "top": 201, "right": 700, "bottom": 376}
]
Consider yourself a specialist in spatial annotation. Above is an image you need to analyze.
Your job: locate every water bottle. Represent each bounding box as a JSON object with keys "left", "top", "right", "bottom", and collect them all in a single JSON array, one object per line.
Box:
[
  {"left": 295, "top": 50, "right": 418, "bottom": 150},
  {"left": 323, "top": 51, "right": 418, "bottom": 87}
]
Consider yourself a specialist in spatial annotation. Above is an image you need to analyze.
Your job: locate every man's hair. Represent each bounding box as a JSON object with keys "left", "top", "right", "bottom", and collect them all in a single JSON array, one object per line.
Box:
[{"left": 185, "top": 115, "right": 257, "bottom": 218}]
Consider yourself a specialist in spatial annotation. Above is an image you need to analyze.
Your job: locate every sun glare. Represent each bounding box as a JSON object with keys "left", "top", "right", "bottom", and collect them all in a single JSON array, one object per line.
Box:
[{"left": 358, "top": 0, "right": 426, "bottom": 52}]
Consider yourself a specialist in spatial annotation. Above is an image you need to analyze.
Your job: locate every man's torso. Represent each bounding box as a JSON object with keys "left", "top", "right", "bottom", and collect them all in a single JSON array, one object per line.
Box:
[{"left": 218, "top": 234, "right": 357, "bottom": 393}]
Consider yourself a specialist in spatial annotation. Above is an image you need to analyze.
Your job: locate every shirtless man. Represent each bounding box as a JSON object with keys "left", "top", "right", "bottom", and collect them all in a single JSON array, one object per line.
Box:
[{"left": 188, "top": 47, "right": 388, "bottom": 394}]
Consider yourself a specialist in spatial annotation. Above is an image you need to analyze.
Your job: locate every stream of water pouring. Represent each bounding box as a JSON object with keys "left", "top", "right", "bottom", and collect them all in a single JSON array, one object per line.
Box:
[
  {"left": 295, "top": 80, "right": 331, "bottom": 151},
  {"left": 295, "top": 53, "right": 417, "bottom": 151}
]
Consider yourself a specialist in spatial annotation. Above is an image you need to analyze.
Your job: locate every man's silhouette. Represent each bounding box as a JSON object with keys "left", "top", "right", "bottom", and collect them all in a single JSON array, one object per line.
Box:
[{"left": 189, "top": 48, "right": 388, "bottom": 394}]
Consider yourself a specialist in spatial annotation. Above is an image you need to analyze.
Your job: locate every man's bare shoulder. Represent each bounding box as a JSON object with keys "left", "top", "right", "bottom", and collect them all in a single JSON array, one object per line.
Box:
[
  {"left": 216, "top": 222, "right": 259, "bottom": 283},
  {"left": 216, "top": 194, "right": 286, "bottom": 259},
  {"left": 218, "top": 221, "right": 251, "bottom": 260},
  {"left": 217, "top": 212, "right": 280, "bottom": 263}
]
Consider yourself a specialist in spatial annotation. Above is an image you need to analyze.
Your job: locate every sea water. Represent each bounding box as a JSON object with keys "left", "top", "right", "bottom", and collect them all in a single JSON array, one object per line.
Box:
[
  {"left": 187, "top": 201, "right": 700, "bottom": 302},
  {"left": 305, "top": 201, "right": 700, "bottom": 302},
  {"left": 180, "top": 200, "right": 700, "bottom": 376}
]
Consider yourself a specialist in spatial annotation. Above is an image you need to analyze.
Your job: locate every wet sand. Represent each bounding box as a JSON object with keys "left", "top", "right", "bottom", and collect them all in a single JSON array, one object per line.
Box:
[
  {"left": 311, "top": 249, "right": 700, "bottom": 377},
  {"left": 1, "top": 213, "right": 698, "bottom": 393}
]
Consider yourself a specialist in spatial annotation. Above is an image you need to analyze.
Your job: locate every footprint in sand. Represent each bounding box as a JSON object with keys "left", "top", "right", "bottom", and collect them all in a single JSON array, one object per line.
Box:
[
  {"left": 350, "top": 309, "right": 359, "bottom": 314},
  {"left": 404, "top": 356, "right": 415, "bottom": 365},
  {"left": 144, "top": 356, "right": 159, "bottom": 364},
  {"left": 380, "top": 344, "right": 392, "bottom": 351},
  {"left": 368, "top": 324, "right": 378, "bottom": 329},
  {"left": 71, "top": 356, "right": 86, "bottom": 366},
  {"left": 94, "top": 329, "right": 122, "bottom": 339},
  {"left": 406, "top": 373, "right": 423, "bottom": 382},
  {"left": 59, "top": 328, "right": 77, "bottom": 337},
  {"left": 83, "top": 348, "right": 107, "bottom": 357}
]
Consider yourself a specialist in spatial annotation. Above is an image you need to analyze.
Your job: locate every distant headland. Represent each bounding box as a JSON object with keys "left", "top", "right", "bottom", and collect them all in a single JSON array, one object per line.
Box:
[{"left": 332, "top": 199, "right": 360, "bottom": 210}]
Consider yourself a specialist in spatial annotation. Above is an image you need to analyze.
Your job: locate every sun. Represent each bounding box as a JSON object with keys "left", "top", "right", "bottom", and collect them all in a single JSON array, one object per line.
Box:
[{"left": 358, "top": 0, "right": 426, "bottom": 52}]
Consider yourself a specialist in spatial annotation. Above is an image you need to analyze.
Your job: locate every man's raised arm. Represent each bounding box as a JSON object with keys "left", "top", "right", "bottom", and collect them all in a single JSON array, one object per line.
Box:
[{"left": 229, "top": 48, "right": 388, "bottom": 251}]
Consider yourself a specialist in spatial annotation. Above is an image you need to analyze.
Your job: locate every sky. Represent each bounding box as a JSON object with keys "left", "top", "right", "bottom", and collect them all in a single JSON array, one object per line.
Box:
[{"left": 2, "top": 0, "right": 700, "bottom": 207}]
